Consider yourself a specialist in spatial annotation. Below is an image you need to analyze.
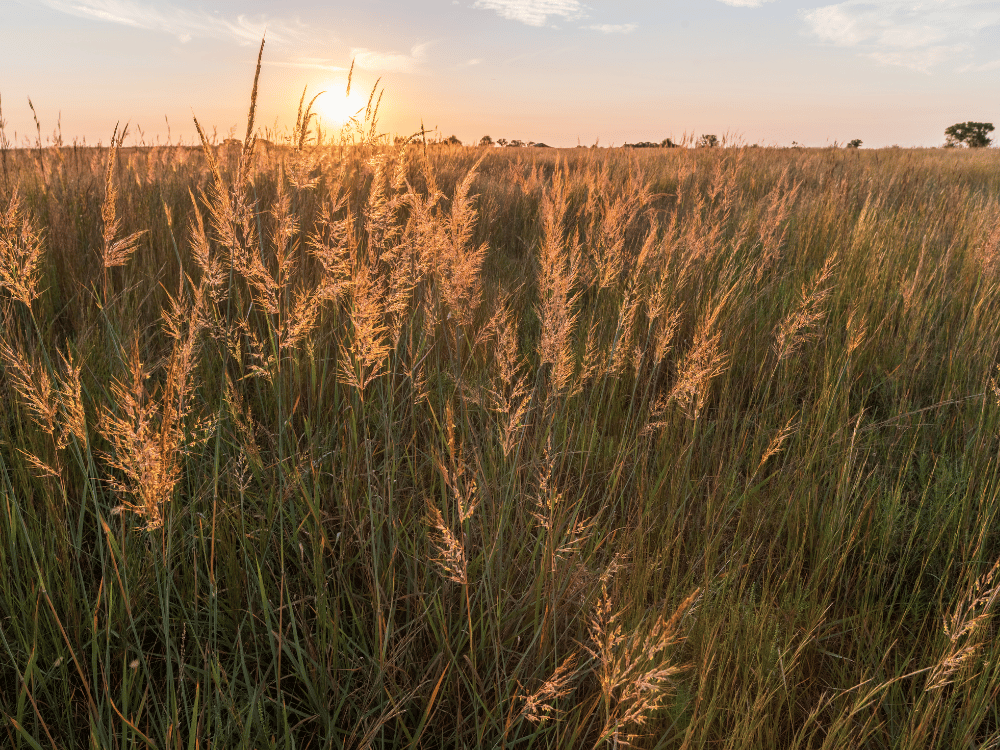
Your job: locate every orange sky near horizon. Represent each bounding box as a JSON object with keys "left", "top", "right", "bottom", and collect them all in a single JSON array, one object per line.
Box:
[{"left": 2, "top": 0, "right": 998, "bottom": 150}]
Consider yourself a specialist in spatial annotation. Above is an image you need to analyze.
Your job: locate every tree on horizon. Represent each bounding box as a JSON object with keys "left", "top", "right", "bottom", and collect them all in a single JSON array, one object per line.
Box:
[{"left": 945, "top": 122, "right": 994, "bottom": 148}]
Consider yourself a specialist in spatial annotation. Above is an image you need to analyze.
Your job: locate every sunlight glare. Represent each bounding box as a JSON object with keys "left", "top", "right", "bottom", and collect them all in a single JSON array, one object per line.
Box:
[{"left": 316, "top": 85, "right": 368, "bottom": 127}]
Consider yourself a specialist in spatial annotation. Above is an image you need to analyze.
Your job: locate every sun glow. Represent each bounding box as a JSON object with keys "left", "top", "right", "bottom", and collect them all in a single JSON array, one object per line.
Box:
[{"left": 316, "top": 85, "right": 369, "bottom": 127}]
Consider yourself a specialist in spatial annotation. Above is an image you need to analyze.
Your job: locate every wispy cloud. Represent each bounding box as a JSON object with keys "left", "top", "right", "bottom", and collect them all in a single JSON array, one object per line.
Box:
[
  {"left": 801, "top": 1, "right": 1000, "bottom": 72},
  {"left": 960, "top": 58, "right": 1000, "bottom": 72},
  {"left": 27, "top": 0, "right": 430, "bottom": 74},
  {"left": 585, "top": 23, "right": 637, "bottom": 33},
  {"left": 472, "top": 0, "right": 586, "bottom": 27},
  {"left": 266, "top": 59, "right": 350, "bottom": 74},
  {"left": 28, "top": 0, "right": 306, "bottom": 44},
  {"left": 350, "top": 43, "right": 431, "bottom": 73}
]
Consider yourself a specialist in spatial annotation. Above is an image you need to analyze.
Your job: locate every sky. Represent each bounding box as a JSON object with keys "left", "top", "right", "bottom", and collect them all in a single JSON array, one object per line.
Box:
[{"left": 2, "top": 0, "right": 999, "bottom": 149}]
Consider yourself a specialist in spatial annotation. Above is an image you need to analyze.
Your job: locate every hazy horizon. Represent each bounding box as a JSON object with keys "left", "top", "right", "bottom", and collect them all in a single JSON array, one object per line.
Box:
[{"left": 4, "top": 0, "right": 999, "bottom": 149}]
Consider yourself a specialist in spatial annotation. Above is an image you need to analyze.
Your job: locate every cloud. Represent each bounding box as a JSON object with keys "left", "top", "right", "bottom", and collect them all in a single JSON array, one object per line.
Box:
[
  {"left": 716, "top": 0, "right": 777, "bottom": 6},
  {"left": 585, "top": 23, "right": 637, "bottom": 33},
  {"left": 801, "top": 1, "right": 1000, "bottom": 71},
  {"left": 472, "top": 0, "right": 586, "bottom": 27},
  {"left": 28, "top": 0, "right": 307, "bottom": 44},
  {"left": 959, "top": 58, "right": 1000, "bottom": 72},
  {"left": 866, "top": 44, "right": 967, "bottom": 73},
  {"left": 266, "top": 59, "right": 350, "bottom": 74},
  {"left": 350, "top": 43, "right": 431, "bottom": 72}
]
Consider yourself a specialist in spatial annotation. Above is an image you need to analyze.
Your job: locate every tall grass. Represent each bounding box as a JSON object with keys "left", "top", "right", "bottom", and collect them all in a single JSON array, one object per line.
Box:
[{"left": 2, "top": 61, "right": 1000, "bottom": 749}]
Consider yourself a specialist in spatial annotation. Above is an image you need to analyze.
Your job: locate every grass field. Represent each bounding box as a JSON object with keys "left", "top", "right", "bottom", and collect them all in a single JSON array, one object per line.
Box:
[{"left": 2, "top": 73, "right": 1000, "bottom": 748}]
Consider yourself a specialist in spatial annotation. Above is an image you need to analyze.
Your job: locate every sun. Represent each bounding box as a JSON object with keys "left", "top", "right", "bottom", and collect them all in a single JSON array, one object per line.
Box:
[{"left": 315, "top": 85, "right": 368, "bottom": 127}]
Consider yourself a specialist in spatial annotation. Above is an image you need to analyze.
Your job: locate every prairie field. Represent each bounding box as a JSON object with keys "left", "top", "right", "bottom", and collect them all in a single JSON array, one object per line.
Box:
[{"left": 3, "top": 91, "right": 1000, "bottom": 749}]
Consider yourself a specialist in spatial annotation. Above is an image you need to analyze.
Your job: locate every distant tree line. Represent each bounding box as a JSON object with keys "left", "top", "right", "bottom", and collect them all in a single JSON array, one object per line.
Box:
[{"left": 396, "top": 121, "right": 994, "bottom": 151}]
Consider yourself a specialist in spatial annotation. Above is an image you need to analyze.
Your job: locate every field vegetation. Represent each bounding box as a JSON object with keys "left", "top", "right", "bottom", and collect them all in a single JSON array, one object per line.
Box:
[{"left": 3, "top": 60, "right": 1000, "bottom": 748}]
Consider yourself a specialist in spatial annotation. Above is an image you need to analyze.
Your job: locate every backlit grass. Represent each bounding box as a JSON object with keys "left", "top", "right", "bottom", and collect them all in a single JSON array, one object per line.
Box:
[{"left": 2, "top": 58, "right": 1000, "bottom": 749}]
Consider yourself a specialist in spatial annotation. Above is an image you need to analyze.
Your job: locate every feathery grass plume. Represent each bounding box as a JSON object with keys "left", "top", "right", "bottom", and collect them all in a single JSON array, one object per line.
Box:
[
  {"left": 367, "top": 87, "right": 385, "bottom": 144},
  {"left": 293, "top": 85, "right": 325, "bottom": 152},
  {"left": 223, "top": 375, "right": 262, "bottom": 470},
  {"left": 608, "top": 280, "right": 642, "bottom": 376},
  {"left": 186, "top": 189, "right": 225, "bottom": 299},
  {"left": 100, "top": 124, "right": 147, "bottom": 275},
  {"left": 652, "top": 308, "right": 683, "bottom": 370},
  {"left": 382, "top": 231, "right": 424, "bottom": 347},
  {"left": 1, "top": 336, "right": 88, "bottom": 457},
  {"left": 0, "top": 93, "right": 9, "bottom": 186},
  {"left": 634, "top": 215, "right": 663, "bottom": 276},
  {"left": 364, "top": 154, "right": 402, "bottom": 259},
  {"left": 234, "top": 315, "right": 275, "bottom": 382},
  {"left": 339, "top": 261, "right": 391, "bottom": 395},
  {"left": 99, "top": 329, "right": 201, "bottom": 531},
  {"left": 577, "top": 320, "right": 604, "bottom": 391},
  {"left": 973, "top": 208, "right": 1000, "bottom": 279},
  {"left": 239, "top": 36, "right": 265, "bottom": 186},
  {"left": 279, "top": 286, "right": 324, "bottom": 355},
  {"left": 191, "top": 111, "right": 261, "bottom": 304},
  {"left": 55, "top": 349, "right": 88, "bottom": 450},
  {"left": 436, "top": 417, "right": 478, "bottom": 526},
  {"left": 0, "top": 188, "right": 45, "bottom": 308},
  {"left": 364, "top": 77, "right": 382, "bottom": 127},
  {"left": 439, "top": 162, "right": 487, "bottom": 329},
  {"left": 0, "top": 337, "right": 58, "bottom": 436},
  {"left": 191, "top": 117, "right": 225, "bottom": 196},
  {"left": 590, "top": 172, "right": 651, "bottom": 292},
  {"left": 160, "top": 285, "right": 206, "bottom": 416},
  {"left": 427, "top": 504, "right": 468, "bottom": 585},
  {"left": 99, "top": 350, "right": 177, "bottom": 530},
  {"left": 586, "top": 584, "right": 700, "bottom": 746},
  {"left": 773, "top": 252, "right": 838, "bottom": 364},
  {"left": 268, "top": 171, "right": 324, "bottom": 354},
  {"left": 753, "top": 168, "right": 800, "bottom": 283},
  {"left": 926, "top": 559, "right": 1000, "bottom": 691},
  {"left": 846, "top": 304, "right": 868, "bottom": 357},
  {"left": 537, "top": 165, "right": 582, "bottom": 396},
  {"left": 513, "top": 652, "right": 580, "bottom": 725},
  {"left": 755, "top": 413, "right": 798, "bottom": 475},
  {"left": 532, "top": 439, "right": 594, "bottom": 574},
  {"left": 27, "top": 98, "right": 46, "bottom": 182},
  {"left": 640, "top": 394, "right": 670, "bottom": 437},
  {"left": 669, "top": 308, "right": 728, "bottom": 420},
  {"left": 307, "top": 193, "right": 353, "bottom": 304},
  {"left": 208, "top": 144, "right": 275, "bottom": 311},
  {"left": 486, "top": 296, "right": 532, "bottom": 455}
]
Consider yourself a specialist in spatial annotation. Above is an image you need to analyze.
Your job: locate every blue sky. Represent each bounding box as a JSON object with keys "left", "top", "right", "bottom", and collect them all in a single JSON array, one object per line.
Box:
[{"left": 2, "top": 0, "right": 999, "bottom": 148}]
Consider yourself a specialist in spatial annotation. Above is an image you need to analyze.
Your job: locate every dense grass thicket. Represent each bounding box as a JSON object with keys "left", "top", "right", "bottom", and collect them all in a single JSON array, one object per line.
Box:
[{"left": 3, "top": 81, "right": 1000, "bottom": 748}]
